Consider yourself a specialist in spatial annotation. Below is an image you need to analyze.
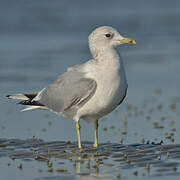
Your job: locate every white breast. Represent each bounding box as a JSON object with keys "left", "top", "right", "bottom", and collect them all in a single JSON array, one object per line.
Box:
[{"left": 76, "top": 50, "right": 127, "bottom": 122}]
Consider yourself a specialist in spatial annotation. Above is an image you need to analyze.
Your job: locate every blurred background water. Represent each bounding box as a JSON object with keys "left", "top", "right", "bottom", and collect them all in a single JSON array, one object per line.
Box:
[{"left": 0, "top": 0, "right": 180, "bottom": 179}]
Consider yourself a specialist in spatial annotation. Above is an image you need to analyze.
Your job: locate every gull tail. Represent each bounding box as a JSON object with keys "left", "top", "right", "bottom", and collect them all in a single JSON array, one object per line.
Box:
[
  {"left": 6, "top": 92, "right": 47, "bottom": 111},
  {"left": 6, "top": 92, "right": 38, "bottom": 101}
]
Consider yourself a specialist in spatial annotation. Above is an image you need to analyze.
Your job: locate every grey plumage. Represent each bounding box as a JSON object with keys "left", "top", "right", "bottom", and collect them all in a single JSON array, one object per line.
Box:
[
  {"left": 6, "top": 26, "right": 136, "bottom": 149},
  {"left": 36, "top": 70, "right": 97, "bottom": 118}
]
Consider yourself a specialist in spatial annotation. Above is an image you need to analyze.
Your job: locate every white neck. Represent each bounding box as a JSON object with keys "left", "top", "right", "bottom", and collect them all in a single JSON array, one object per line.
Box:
[{"left": 93, "top": 48, "right": 123, "bottom": 69}]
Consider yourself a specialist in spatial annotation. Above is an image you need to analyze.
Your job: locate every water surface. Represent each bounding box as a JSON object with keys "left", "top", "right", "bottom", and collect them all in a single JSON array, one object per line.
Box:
[{"left": 0, "top": 0, "right": 180, "bottom": 179}]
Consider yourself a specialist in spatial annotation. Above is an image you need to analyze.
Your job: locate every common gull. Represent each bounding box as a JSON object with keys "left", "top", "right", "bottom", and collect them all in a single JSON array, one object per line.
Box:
[{"left": 6, "top": 26, "right": 136, "bottom": 150}]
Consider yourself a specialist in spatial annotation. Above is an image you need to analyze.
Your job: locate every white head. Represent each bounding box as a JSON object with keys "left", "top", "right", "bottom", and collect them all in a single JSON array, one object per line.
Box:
[{"left": 88, "top": 26, "right": 136, "bottom": 58}]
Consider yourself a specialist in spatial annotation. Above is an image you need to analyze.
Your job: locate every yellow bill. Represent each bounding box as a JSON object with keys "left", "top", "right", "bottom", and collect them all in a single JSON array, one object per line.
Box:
[{"left": 120, "top": 38, "right": 136, "bottom": 44}]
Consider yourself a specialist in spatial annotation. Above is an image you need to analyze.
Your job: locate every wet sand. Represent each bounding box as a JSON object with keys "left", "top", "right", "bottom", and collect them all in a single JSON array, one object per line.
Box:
[
  {"left": 1, "top": 138, "right": 180, "bottom": 180},
  {"left": 1, "top": 0, "right": 180, "bottom": 179}
]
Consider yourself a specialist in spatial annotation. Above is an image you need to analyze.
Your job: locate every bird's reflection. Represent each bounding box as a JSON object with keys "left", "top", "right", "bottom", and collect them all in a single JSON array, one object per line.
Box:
[{"left": 73, "top": 156, "right": 100, "bottom": 175}]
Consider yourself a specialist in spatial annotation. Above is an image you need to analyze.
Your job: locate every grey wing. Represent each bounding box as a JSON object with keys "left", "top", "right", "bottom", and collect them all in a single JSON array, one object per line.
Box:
[{"left": 37, "top": 71, "right": 97, "bottom": 113}]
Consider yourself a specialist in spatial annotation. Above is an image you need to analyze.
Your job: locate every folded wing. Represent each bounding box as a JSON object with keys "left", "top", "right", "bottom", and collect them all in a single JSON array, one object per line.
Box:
[{"left": 36, "top": 71, "right": 97, "bottom": 114}]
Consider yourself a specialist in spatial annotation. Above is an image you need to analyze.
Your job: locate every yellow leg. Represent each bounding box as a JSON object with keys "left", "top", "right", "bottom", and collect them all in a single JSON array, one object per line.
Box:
[
  {"left": 76, "top": 122, "right": 82, "bottom": 150},
  {"left": 77, "top": 157, "right": 81, "bottom": 174},
  {"left": 93, "top": 120, "right": 98, "bottom": 148}
]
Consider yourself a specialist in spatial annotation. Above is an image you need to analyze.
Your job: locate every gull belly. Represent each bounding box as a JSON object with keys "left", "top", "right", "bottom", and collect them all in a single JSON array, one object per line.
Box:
[{"left": 76, "top": 51, "right": 127, "bottom": 122}]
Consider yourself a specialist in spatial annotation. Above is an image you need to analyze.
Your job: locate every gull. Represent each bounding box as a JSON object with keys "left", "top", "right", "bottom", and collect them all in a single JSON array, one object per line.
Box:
[{"left": 6, "top": 26, "right": 136, "bottom": 150}]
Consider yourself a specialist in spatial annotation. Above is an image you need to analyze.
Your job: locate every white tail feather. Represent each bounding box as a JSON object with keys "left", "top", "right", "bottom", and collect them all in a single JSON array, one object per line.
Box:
[
  {"left": 21, "top": 106, "right": 47, "bottom": 112},
  {"left": 6, "top": 94, "right": 29, "bottom": 100}
]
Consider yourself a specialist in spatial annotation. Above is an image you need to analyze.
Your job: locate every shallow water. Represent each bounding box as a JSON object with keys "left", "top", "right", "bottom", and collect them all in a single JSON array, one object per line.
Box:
[
  {"left": 1, "top": 138, "right": 180, "bottom": 180},
  {"left": 0, "top": 0, "right": 180, "bottom": 179}
]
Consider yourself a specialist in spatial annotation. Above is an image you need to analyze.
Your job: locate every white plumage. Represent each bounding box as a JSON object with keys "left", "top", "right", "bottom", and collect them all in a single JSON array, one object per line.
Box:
[{"left": 6, "top": 26, "right": 136, "bottom": 149}]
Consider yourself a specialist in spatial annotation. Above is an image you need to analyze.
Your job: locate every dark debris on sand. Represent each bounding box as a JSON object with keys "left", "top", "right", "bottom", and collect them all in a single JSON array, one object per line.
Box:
[{"left": 1, "top": 138, "right": 180, "bottom": 178}]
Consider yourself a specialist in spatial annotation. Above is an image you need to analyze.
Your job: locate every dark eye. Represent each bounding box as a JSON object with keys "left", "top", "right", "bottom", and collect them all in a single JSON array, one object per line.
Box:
[{"left": 105, "top": 33, "right": 111, "bottom": 38}]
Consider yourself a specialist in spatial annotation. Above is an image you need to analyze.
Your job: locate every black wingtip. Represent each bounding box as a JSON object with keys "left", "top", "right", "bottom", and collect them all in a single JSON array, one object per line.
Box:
[
  {"left": 18, "top": 100, "right": 44, "bottom": 106},
  {"left": 6, "top": 95, "right": 11, "bottom": 99}
]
